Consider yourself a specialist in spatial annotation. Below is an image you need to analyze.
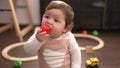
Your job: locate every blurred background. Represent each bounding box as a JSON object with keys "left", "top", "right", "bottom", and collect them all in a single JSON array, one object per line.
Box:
[
  {"left": 40, "top": 0, "right": 120, "bottom": 31},
  {"left": 0, "top": 0, "right": 120, "bottom": 31}
]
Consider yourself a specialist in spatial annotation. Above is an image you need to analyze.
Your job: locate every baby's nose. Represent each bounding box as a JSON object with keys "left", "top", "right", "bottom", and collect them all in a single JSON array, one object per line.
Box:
[{"left": 47, "top": 19, "right": 53, "bottom": 24}]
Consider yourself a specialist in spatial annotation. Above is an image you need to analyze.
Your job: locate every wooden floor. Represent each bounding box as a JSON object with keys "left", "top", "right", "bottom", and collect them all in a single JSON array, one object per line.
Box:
[{"left": 0, "top": 28, "right": 120, "bottom": 68}]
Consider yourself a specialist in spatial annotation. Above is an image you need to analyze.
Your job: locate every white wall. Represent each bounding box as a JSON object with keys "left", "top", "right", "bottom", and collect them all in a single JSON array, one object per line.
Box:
[{"left": 0, "top": 0, "right": 40, "bottom": 25}]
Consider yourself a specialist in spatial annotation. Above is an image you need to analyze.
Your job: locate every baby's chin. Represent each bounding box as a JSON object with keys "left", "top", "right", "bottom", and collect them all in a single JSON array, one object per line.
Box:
[{"left": 49, "top": 33, "right": 62, "bottom": 39}]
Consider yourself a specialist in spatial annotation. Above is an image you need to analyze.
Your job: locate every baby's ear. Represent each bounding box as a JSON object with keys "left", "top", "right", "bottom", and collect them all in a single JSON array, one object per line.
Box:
[
  {"left": 63, "top": 25, "right": 70, "bottom": 33},
  {"left": 63, "top": 29, "right": 68, "bottom": 33}
]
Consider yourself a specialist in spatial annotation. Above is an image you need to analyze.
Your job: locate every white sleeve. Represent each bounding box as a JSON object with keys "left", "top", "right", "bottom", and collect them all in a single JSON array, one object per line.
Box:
[
  {"left": 24, "top": 31, "right": 43, "bottom": 55},
  {"left": 68, "top": 32, "right": 81, "bottom": 68}
]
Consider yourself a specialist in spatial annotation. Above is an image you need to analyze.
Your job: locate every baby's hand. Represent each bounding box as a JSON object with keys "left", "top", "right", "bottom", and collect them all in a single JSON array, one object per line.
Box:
[{"left": 36, "top": 29, "right": 50, "bottom": 42}]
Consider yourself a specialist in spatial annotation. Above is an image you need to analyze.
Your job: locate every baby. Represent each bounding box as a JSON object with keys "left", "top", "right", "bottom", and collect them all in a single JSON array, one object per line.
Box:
[{"left": 24, "top": 1, "right": 81, "bottom": 68}]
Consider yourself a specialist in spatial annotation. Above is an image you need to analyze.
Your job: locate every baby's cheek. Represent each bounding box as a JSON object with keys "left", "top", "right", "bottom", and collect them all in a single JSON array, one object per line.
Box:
[{"left": 53, "top": 29, "right": 63, "bottom": 36}]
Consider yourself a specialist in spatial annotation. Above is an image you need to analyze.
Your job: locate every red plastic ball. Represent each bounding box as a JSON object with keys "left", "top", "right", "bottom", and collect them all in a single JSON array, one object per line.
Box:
[
  {"left": 82, "top": 30, "right": 88, "bottom": 34},
  {"left": 40, "top": 24, "right": 51, "bottom": 34}
]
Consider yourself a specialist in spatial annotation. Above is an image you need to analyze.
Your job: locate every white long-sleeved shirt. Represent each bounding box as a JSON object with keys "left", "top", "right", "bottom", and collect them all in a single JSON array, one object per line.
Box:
[{"left": 24, "top": 31, "right": 81, "bottom": 68}]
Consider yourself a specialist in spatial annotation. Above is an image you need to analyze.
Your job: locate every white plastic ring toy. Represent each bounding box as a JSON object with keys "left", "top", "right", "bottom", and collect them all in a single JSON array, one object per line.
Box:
[
  {"left": 1, "top": 42, "right": 38, "bottom": 62},
  {"left": 74, "top": 33, "right": 104, "bottom": 50}
]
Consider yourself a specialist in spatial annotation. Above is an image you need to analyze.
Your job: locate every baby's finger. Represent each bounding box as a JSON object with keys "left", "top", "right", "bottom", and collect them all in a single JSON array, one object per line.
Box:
[
  {"left": 39, "top": 31, "right": 47, "bottom": 35},
  {"left": 37, "top": 29, "right": 42, "bottom": 33},
  {"left": 44, "top": 34, "right": 49, "bottom": 37}
]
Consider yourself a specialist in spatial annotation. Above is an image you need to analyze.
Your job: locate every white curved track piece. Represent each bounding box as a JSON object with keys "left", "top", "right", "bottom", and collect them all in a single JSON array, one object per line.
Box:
[
  {"left": 1, "top": 33, "right": 104, "bottom": 61},
  {"left": 1, "top": 42, "right": 38, "bottom": 61},
  {"left": 74, "top": 33, "right": 104, "bottom": 50}
]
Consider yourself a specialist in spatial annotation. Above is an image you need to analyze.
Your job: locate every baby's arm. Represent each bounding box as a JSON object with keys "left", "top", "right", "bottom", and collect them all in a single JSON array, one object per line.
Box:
[
  {"left": 68, "top": 32, "right": 81, "bottom": 68},
  {"left": 24, "top": 27, "right": 50, "bottom": 55},
  {"left": 24, "top": 31, "right": 43, "bottom": 55}
]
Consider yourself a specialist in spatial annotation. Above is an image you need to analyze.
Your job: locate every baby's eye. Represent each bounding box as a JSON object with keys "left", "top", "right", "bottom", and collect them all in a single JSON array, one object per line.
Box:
[
  {"left": 45, "top": 15, "right": 49, "bottom": 19},
  {"left": 54, "top": 19, "right": 59, "bottom": 23}
]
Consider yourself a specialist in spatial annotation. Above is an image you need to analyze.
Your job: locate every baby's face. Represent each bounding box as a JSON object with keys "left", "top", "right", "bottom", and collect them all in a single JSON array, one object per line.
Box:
[{"left": 41, "top": 9, "right": 67, "bottom": 38}]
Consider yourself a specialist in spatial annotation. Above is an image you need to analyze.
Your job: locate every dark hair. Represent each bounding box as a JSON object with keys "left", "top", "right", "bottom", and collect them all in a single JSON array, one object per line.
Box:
[{"left": 45, "top": 1, "right": 74, "bottom": 31}]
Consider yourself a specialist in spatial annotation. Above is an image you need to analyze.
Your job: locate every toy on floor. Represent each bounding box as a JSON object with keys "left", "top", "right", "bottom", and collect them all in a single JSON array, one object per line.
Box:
[
  {"left": 86, "top": 57, "right": 99, "bottom": 68},
  {"left": 40, "top": 24, "right": 51, "bottom": 34},
  {"left": 86, "top": 46, "right": 94, "bottom": 54},
  {"left": 82, "top": 30, "right": 88, "bottom": 34},
  {"left": 92, "top": 30, "right": 99, "bottom": 36},
  {"left": 13, "top": 60, "right": 22, "bottom": 68}
]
